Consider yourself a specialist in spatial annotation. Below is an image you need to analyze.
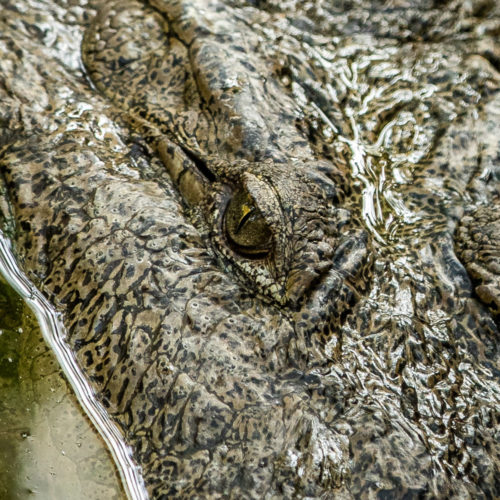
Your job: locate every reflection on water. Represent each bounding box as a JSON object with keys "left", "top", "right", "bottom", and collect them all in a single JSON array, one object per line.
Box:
[{"left": 0, "top": 276, "right": 125, "bottom": 500}]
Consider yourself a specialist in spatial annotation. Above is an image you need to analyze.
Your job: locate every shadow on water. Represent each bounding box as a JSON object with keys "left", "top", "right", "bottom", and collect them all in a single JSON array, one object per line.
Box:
[{"left": 0, "top": 276, "right": 125, "bottom": 500}]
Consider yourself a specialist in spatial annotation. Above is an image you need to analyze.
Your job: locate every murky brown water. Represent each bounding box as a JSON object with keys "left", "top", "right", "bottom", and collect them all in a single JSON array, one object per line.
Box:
[{"left": 0, "top": 276, "right": 125, "bottom": 499}]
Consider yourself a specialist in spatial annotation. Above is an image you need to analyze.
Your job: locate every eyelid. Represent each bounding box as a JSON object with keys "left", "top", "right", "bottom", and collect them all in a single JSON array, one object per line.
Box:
[
  {"left": 240, "top": 173, "right": 292, "bottom": 278},
  {"left": 240, "top": 173, "right": 283, "bottom": 228}
]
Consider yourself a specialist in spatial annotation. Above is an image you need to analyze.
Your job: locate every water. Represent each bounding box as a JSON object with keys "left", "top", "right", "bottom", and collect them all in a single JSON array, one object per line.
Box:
[
  {"left": 0, "top": 1, "right": 149, "bottom": 495},
  {"left": 0, "top": 279, "right": 125, "bottom": 499},
  {"left": 0, "top": 270, "right": 129, "bottom": 499}
]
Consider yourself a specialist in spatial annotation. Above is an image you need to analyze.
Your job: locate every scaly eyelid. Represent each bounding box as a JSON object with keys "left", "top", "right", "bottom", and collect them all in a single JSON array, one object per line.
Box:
[
  {"left": 240, "top": 173, "right": 291, "bottom": 274},
  {"left": 241, "top": 173, "right": 285, "bottom": 230}
]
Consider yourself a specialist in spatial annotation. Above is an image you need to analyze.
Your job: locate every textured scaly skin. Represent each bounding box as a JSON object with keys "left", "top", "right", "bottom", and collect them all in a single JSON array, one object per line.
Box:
[{"left": 0, "top": 0, "right": 499, "bottom": 498}]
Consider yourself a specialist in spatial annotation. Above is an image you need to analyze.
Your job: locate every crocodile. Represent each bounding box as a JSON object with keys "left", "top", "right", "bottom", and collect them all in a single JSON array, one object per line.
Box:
[{"left": 0, "top": 0, "right": 499, "bottom": 498}]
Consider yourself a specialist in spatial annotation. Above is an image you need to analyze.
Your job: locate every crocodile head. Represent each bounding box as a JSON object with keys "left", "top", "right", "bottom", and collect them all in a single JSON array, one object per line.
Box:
[
  {"left": 0, "top": 0, "right": 499, "bottom": 499},
  {"left": 81, "top": 0, "right": 371, "bottom": 311}
]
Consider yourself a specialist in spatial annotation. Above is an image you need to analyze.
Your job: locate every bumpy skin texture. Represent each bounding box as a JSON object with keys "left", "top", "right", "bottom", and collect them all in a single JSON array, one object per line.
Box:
[
  {"left": 456, "top": 204, "right": 500, "bottom": 321},
  {"left": 81, "top": 0, "right": 370, "bottom": 309},
  {"left": 1, "top": 0, "right": 500, "bottom": 499}
]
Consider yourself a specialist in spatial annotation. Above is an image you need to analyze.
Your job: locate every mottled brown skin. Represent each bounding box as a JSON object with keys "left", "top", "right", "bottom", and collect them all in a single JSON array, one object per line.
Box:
[
  {"left": 81, "top": 0, "right": 370, "bottom": 311},
  {"left": 0, "top": 0, "right": 500, "bottom": 499},
  {"left": 456, "top": 204, "right": 500, "bottom": 321}
]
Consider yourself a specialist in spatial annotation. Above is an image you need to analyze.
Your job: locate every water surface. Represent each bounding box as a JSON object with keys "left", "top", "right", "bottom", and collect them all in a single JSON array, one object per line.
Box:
[{"left": 0, "top": 275, "right": 126, "bottom": 499}]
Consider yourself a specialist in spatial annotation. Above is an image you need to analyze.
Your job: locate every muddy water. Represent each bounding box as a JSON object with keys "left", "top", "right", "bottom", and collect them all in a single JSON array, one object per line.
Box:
[{"left": 0, "top": 275, "right": 125, "bottom": 499}]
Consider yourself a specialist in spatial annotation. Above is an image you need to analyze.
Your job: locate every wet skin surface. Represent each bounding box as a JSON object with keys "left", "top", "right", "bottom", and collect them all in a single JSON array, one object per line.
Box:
[
  {"left": 82, "top": 0, "right": 371, "bottom": 311},
  {"left": 1, "top": 0, "right": 500, "bottom": 498}
]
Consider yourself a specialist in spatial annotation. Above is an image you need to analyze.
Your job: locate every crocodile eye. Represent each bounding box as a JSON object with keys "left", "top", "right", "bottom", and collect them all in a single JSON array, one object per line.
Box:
[{"left": 224, "top": 189, "right": 272, "bottom": 258}]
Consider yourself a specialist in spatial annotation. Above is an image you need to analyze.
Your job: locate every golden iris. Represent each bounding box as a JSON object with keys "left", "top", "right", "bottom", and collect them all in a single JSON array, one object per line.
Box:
[{"left": 224, "top": 189, "right": 272, "bottom": 258}]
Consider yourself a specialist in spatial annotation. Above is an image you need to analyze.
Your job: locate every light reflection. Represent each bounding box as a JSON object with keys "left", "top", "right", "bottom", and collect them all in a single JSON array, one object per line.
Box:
[{"left": 0, "top": 234, "right": 148, "bottom": 500}]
